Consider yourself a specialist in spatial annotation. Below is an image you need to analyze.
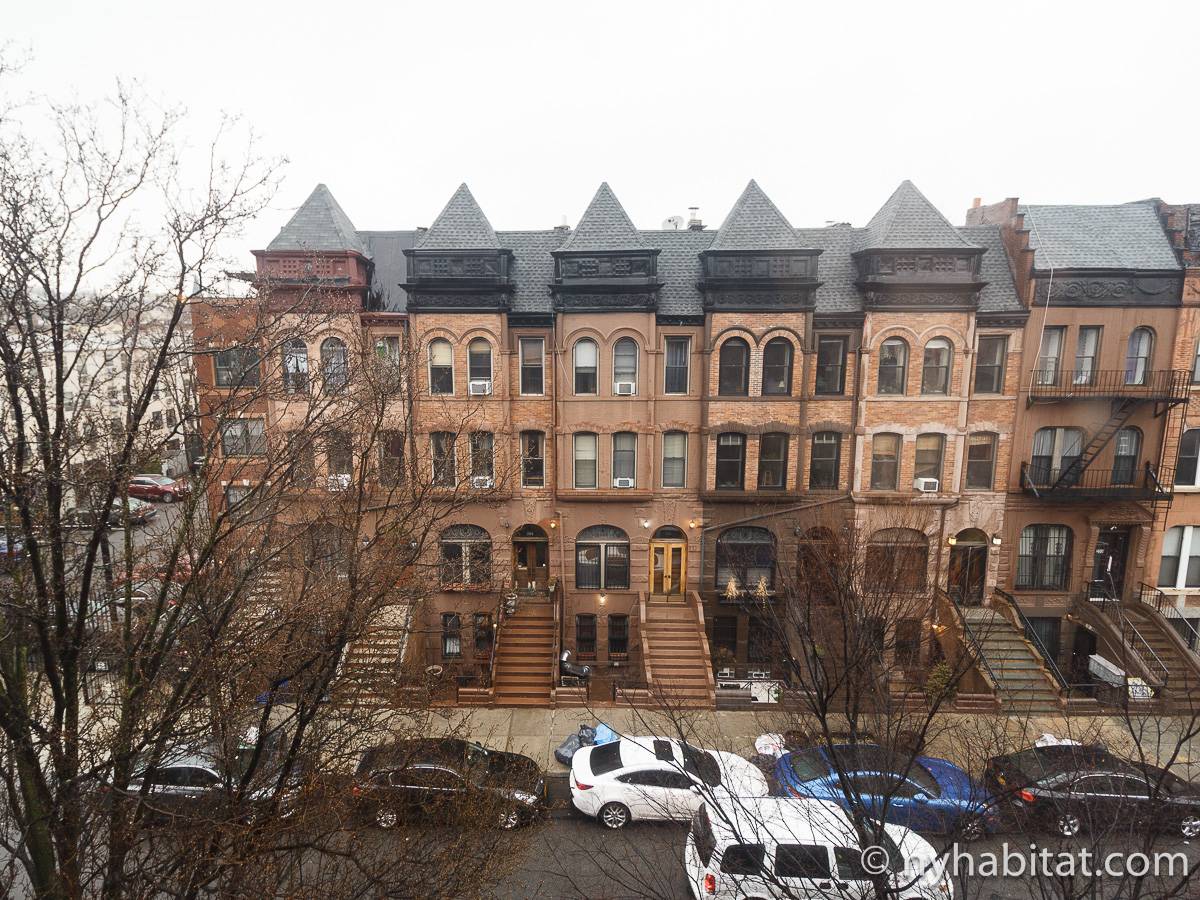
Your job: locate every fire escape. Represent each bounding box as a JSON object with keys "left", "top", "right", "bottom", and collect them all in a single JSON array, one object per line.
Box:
[{"left": 1020, "top": 368, "right": 1189, "bottom": 503}]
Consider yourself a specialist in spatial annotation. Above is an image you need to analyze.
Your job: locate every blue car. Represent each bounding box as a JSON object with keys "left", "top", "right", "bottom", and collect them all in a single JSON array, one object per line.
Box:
[{"left": 774, "top": 743, "right": 997, "bottom": 839}]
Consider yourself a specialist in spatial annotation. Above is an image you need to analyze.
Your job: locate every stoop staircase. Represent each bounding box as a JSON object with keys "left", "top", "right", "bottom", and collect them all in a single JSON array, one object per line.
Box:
[
  {"left": 960, "top": 606, "right": 1061, "bottom": 714},
  {"left": 335, "top": 604, "right": 414, "bottom": 708},
  {"left": 641, "top": 592, "right": 716, "bottom": 708},
  {"left": 491, "top": 599, "right": 555, "bottom": 707}
]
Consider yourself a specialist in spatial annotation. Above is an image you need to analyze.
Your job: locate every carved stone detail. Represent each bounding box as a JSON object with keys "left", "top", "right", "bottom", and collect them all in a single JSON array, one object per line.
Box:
[
  {"left": 407, "top": 292, "right": 510, "bottom": 311},
  {"left": 413, "top": 255, "right": 501, "bottom": 278},
  {"left": 704, "top": 290, "right": 814, "bottom": 310},
  {"left": 863, "top": 291, "right": 977, "bottom": 309},
  {"left": 1035, "top": 277, "right": 1180, "bottom": 305},
  {"left": 704, "top": 254, "right": 816, "bottom": 279},
  {"left": 557, "top": 255, "right": 653, "bottom": 278},
  {"left": 555, "top": 292, "right": 657, "bottom": 311}
]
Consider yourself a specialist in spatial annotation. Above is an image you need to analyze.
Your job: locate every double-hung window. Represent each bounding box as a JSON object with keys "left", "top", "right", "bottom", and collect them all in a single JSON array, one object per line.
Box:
[
  {"left": 715, "top": 433, "right": 746, "bottom": 490},
  {"left": 662, "top": 431, "right": 687, "bottom": 488},
  {"left": 664, "top": 337, "right": 690, "bottom": 394},
  {"left": 574, "top": 433, "right": 598, "bottom": 488},
  {"left": 220, "top": 418, "right": 266, "bottom": 457},
  {"left": 612, "top": 433, "right": 636, "bottom": 486},
  {"left": 519, "top": 338, "right": 544, "bottom": 395}
]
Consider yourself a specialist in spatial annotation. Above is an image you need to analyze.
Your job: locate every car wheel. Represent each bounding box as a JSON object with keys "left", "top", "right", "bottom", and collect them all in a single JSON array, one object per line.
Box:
[
  {"left": 497, "top": 808, "right": 522, "bottom": 830},
  {"left": 1182, "top": 815, "right": 1200, "bottom": 839},
  {"left": 161, "top": 492, "right": 175, "bottom": 503},
  {"left": 599, "top": 801, "right": 630, "bottom": 829},
  {"left": 375, "top": 807, "right": 398, "bottom": 829},
  {"left": 960, "top": 815, "right": 986, "bottom": 842},
  {"left": 1055, "top": 812, "right": 1083, "bottom": 837}
]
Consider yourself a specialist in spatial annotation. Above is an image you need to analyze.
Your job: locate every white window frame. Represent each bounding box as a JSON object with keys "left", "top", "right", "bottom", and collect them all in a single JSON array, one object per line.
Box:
[
  {"left": 573, "top": 433, "right": 598, "bottom": 489},
  {"left": 661, "top": 431, "right": 687, "bottom": 488},
  {"left": 428, "top": 339, "right": 454, "bottom": 396},
  {"left": 519, "top": 337, "right": 545, "bottom": 396},
  {"left": 1159, "top": 525, "right": 1200, "bottom": 590},
  {"left": 612, "top": 338, "right": 639, "bottom": 395}
]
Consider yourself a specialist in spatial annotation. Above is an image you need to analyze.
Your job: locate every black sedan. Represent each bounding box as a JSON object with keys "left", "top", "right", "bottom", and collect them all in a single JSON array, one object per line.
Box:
[
  {"left": 351, "top": 738, "right": 547, "bottom": 830},
  {"left": 985, "top": 744, "right": 1200, "bottom": 839}
]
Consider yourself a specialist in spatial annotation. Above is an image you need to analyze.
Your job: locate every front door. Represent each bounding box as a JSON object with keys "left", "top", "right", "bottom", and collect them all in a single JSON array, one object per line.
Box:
[
  {"left": 948, "top": 544, "right": 987, "bottom": 606},
  {"left": 513, "top": 539, "right": 549, "bottom": 591},
  {"left": 650, "top": 542, "right": 686, "bottom": 596},
  {"left": 1092, "top": 527, "right": 1132, "bottom": 598}
]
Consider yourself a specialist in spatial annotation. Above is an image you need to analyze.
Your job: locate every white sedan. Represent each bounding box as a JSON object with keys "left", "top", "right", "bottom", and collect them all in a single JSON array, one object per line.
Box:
[{"left": 570, "top": 736, "right": 769, "bottom": 829}]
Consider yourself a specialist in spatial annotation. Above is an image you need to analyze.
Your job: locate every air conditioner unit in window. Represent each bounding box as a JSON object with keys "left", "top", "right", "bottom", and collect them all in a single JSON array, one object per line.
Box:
[
  {"left": 914, "top": 477, "right": 940, "bottom": 493},
  {"left": 747, "top": 669, "right": 771, "bottom": 680},
  {"left": 614, "top": 382, "right": 636, "bottom": 396},
  {"left": 468, "top": 379, "right": 492, "bottom": 396},
  {"left": 326, "top": 474, "right": 351, "bottom": 491},
  {"left": 613, "top": 477, "right": 635, "bottom": 488},
  {"left": 470, "top": 475, "right": 494, "bottom": 489}
]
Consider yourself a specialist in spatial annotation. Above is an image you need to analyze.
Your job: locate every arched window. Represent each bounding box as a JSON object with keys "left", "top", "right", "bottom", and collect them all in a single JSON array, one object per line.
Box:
[
  {"left": 440, "top": 524, "right": 491, "bottom": 586},
  {"left": 428, "top": 339, "right": 453, "bottom": 395},
  {"left": 1159, "top": 526, "right": 1200, "bottom": 589},
  {"left": 320, "top": 338, "right": 348, "bottom": 395},
  {"left": 1030, "top": 427, "right": 1084, "bottom": 486},
  {"left": 575, "top": 525, "right": 629, "bottom": 590},
  {"left": 716, "top": 526, "right": 776, "bottom": 593},
  {"left": 761, "top": 338, "right": 793, "bottom": 395},
  {"left": 1113, "top": 427, "right": 1142, "bottom": 485},
  {"left": 1125, "top": 327, "right": 1154, "bottom": 385},
  {"left": 1016, "top": 525, "right": 1072, "bottom": 589},
  {"left": 214, "top": 346, "right": 261, "bottom": 388},
  {"left": 921, "top": 338, "right": 952, "bottom": 394},
  {"left": 574, "top": 339, "right": 598, "bottom": 394},
  {"left": 1179, "top": 430, "right": 1200, "bottom": 487},
  {"left": 652, "top": 525, "right": 686, "bottom": 541},
  {"left": 877, "top": 338, "right": 908, "bottom": 395},
  {"left": 866, "top": 528, "right": 928, "bottom": 591},
  {"left": 281, "top": 339, "right": 308, "bottom": 394},
  {"left": 870, "top": 433, "right": 901, "bottom": 490},
  {"left": 467, "top": 338, "right": 492, "bottom": 384},
  {"left": 613, "top": 338, "right": 638, "bottom": 393},
  {"left": 718, "top": 338, "right": 750, "bottom": 396},
  {"left": 715, "top": 433, "right": 747, "bottom": 489}
]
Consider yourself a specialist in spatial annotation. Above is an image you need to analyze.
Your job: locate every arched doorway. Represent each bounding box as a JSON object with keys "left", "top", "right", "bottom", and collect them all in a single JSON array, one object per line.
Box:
[
  {"left": 512, "top": 524, "right": 549, "bottom": 592},
  {"left": 649, "top": 525, "right": 687, "bottom": 597},
  {"left": 948, "top": 528, "right": 988, "bottom": 606}
]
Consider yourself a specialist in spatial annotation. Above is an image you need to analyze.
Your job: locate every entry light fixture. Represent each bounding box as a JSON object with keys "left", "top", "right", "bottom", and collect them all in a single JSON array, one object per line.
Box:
[
  {"left": 549, "top": 520, "right": 557, "bottom": 529},
  {"left": 991, "top": 534, "right": 1002, "bottom": 546},
  {"left": 947, "top": 536, "right": 958, "bottom": 546},
  {"left": 688, "top": 519, "right": 697, "bottom": 529},
  {"left": 641, "top": 519, "right": 651, "bottom": 529}
]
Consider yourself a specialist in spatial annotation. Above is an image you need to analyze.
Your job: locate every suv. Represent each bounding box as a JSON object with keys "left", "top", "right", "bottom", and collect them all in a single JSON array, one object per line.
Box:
[
  {"left": 351, "top": 738, "right": 547, "bottom": 830},
  {"left": 129, "top": 474, "right": 190, "bottom": 503},
  {"left": 70, "top": 497, "right": 157, "bottom": 527}
]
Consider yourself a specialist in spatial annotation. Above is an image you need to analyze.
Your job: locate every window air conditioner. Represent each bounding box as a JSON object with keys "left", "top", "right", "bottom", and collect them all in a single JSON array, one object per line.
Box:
[
  {"left": 914, "top": 477, "right": 940, "bottom": 493},
  {"left": 613, "top": 477, "right": 635, "bottom": 488},
  {"left": 614, "top": 382, "right": 636, "bottom": 396},
  {"left": 326, "top": 474, "right": 351, "bottom": 491},
  {"left": 468, "top": 380, "right": 492, "bottom": 396},
  {"left": 470, "top": 475, "right": 494, "bottom": 489},
  {"left": 747, "top": 669, "right": 771, "bottom": 680}
]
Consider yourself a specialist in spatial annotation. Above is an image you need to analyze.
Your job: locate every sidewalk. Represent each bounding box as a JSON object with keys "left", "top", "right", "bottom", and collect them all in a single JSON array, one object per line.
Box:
[{"left": 405, "top": 706, "right": 1200, "bottom": 778}]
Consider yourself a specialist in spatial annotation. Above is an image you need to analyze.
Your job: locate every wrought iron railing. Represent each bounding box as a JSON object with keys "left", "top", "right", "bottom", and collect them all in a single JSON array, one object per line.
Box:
[
  {"left": 1028, "top": 368, "right": 1190, "bottom": 401},
  {"left": 933, "top": 588, "right": 1004, "bottom": 703},
  {"left": 1137, "top": 582, "right": 1200, "bottom": 658},
  {"left": 1021, "top": 462, "right": 1173, "bottom": 500},
  {"left": 994, "top": 588, "right": 1068, "bottom": 692},
  {"left": 1082, "top": 588, "right": 1169, "bottom": 688}
]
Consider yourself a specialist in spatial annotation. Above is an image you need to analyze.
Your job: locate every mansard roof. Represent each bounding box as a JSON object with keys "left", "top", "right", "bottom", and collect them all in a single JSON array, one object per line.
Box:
[
  {"left": 1019, "top": 200, "right": 1180, "bottom": 271},
  {"left": 858, "top": 180, "right": 978, "bottom": 252},
  {"left": 415, "top": 183, "right": 500, "bottom": 250},
  {"left": 708, "top": 179, "right": 807, "bottom": 251},
  {"left": 266, "top": 184, "right": 368, "bottom": 255},
  {"left": 557, "top": 183, "right": 647, "bottom": 252}
]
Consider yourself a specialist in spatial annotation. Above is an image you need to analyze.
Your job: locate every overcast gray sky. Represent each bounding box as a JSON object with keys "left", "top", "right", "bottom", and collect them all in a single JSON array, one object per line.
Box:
[{"left": 10, "top": 0, "right": 1199, "bottom": 251}]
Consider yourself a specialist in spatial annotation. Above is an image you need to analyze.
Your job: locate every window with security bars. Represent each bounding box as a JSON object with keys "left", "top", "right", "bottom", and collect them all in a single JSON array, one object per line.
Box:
[
  {"left": 608, "top": 615, "right": 629, "bottom": 655},
  {"left": 442, "top": 614, "right": 462, "bottom": 659},
  {"left": 576, "top": 614, "right": 597, "bottom": 656},
  {"left": 1016, "top": 525, "right": 1072, "bottom": 590}
]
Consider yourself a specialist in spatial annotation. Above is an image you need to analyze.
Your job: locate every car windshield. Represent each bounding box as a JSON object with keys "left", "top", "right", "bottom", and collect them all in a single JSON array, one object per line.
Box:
[
  {"left": 1006, "top": 745, "right": 1120, "bottom": 782},
  {"left": 787, "top": 748, "right": 831, "bottom": 783},
  {"left": 590, "top": 742, "right": 622, "bottom": 776},
  {"left": 680, "top": 743, "right": 721, "bottom": 787}
]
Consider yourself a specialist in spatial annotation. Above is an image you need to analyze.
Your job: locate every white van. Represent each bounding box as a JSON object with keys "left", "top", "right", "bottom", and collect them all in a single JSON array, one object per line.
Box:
[{"left": 684, "top": 794, "right": 952, "bottom": 900}]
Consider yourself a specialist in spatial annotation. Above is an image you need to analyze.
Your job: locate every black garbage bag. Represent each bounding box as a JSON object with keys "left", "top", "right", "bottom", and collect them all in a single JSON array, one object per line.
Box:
[{"left": 554, "top": 724, "right": 598, "bottom": 766}]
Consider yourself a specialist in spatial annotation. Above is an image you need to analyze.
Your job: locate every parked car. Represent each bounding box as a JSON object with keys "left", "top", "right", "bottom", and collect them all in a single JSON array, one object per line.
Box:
[
  {"left": 70, "top": 497, "right": 157, "bottom": 527},
  {"left": 351, "top": 738, "right": 547, "bottom": 830},
  {"left": 684, "top": 793, "right": 952, "bottom": 900},
  {"left": 128, "top": 474, "right": 189, "bottom": 503},
  {"left": 984, "top": 744, "right": 1200, "bottom": 838},
  {"left": 774, "top": 743, "right": 997, "bottom": 840},
  {"left": 570, "top": 736, "right": 770, "bottom": 829}
]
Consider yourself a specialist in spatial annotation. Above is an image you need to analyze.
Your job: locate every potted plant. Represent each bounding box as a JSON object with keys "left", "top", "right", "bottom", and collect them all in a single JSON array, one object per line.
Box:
[{"left": 713, "top": 647, "right": 737, "bottom": 679}]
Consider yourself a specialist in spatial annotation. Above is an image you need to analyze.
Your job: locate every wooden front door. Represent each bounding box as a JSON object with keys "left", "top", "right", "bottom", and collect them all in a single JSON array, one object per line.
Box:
[
  {"left": 650, "top": 542, "right": 686, "bottom": 596},
  {"left": 513, "top": 539, "right": 549, "bottom": 591}
]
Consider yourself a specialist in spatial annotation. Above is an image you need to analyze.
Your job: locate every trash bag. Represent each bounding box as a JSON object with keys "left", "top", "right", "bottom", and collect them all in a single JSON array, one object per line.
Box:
[
  {"left": 754, "top": 733, "right": 786, "bottom": 758},
  {"left": 593, "top": 723, "right": 618, "bottom": 745},
  {"left": 554, "top": 724, "right": 599, "bottom": 766}
]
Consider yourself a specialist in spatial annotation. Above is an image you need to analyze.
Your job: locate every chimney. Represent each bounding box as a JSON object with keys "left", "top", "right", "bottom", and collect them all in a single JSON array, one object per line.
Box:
[
  {"left": 553, "top": 215, "right": 570, "bottom": 234},
  {"left": 972, "top": 197, "right": 982, "bottom": 209},
  {"left": 687, "top": 206, "right": 704, "bottom": 231}
]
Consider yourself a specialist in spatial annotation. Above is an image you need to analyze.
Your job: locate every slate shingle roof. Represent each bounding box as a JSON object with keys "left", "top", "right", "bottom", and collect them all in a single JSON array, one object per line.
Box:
[
  {"left": 556, "top": 183, "right": 647, "bottom": 252},
  {"left": 415, "top": 183, "right": 500, "bottom": 250},
  {"left": 266, "top": 184, "right": 368, "bottom": 255},
  {"left": 709, "top": 180, "right": 807, "bottom": 250},
  {"left": 859, "top": 180, "right": 977, "bottom": 251},
  {"left": 1018, "top": 201, "right": 1180, "bottom": 271},
  {"left": 961, "top": 225, "right": 1024, "bottom": 315}
]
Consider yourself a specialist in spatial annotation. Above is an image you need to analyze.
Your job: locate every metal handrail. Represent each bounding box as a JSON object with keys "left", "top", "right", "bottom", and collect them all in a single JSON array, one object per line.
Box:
[
  {"left": 1020, "top": 461, "right": 1173, "bottom": 496},
  {"left": 1028, "top": 368, "right": 1189, "bottom": 400},
  {"left": 994, "top": 588, "right": 1068, "bottom": 691},
  {"left": 934, "top": 588, "right": 1006, "bottom": 703},
  {"left": 550, "top": 578, "right": 562, "bottom": 693},
  {"left": 1084, "top": 589, "right": 1169, "bottom": 687},
  {"left": 1137, "top": 582, "right": 1200, "bottom": 657}
]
